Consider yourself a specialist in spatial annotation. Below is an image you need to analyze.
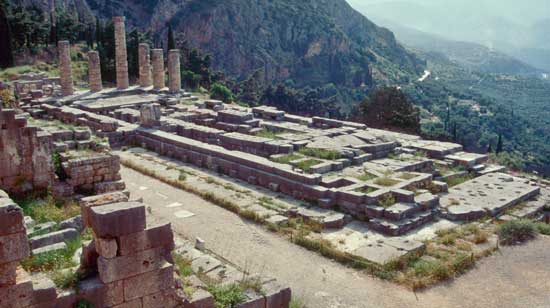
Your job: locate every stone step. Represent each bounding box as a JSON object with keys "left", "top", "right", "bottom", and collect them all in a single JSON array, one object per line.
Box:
[
  {"left": 29, "top": 228, "right": 79, "bottom": 250},
  {"left": 367, "top": 210, "right": 436, "bottom": 236},
  {"left": 33, "top": 242, "right": 67, "bottom": 256}
]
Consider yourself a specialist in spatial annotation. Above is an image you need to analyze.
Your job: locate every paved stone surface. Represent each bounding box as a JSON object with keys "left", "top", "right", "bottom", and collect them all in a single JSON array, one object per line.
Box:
[{"left": 122, "top": 166, "right": 550, "bottom": 308}]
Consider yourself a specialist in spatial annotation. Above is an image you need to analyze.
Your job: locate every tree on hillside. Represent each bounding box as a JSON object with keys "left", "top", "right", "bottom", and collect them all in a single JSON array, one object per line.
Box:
[
  {"left": 48, "top": 12, "right": 56, "bottom": 45},
  {"left": 210, "top": 83, "right": 234, "bottom": 103},
  {"left": 0, "top": 0, "right": 14, "bottom": 68},
  {"left": 496, "top": 134, "right": 503, "bottom": 154},
  {"left": 167, "top": 23, "right": 175, "bottom": 50},
  {"left": 359, "top": 86, "right": 420, "bottom": 134}
]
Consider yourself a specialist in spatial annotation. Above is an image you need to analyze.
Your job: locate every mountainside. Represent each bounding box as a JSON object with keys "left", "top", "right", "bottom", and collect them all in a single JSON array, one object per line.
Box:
[
  {"left": 19, "top": 0, "right": 424, "bottom": 88},
  {"left": 369, "top": 17, "right": 542, "bottom": 76}
]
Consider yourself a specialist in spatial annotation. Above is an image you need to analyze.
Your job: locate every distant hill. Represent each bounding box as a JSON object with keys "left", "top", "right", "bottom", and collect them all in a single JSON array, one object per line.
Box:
[{"left": 370, "top": 17, "right": 542, "bottom": 76}]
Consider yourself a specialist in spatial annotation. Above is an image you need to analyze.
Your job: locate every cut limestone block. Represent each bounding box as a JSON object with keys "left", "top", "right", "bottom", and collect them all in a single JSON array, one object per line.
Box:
[
  {"left": 80, "top": 240, "right": 99, "bottom": 270},
  {"left": 189, "top": 289, "right": 215, "bottom": 308},
  {"left": 78, "top": 276, "right": 124, "bottom": 307},
  {"left": 97, "top": 247, "right": 169, "bottom": 283},
  {"left": 0, "top": 200, "right": 25, "bottom": 235},
  {"left": 123, "top": 262, "right": 174, "bottom": 301},
  {"left": 32, "top": 242, "right": 67, "bottom": 256},
  {"left": 80, "top": 191, "right": 130, "bottom": 226},
  {"left": 117, "top": 223, "right": 174, "bottom": 256},
  {"left": 96, "top": 237, "right": 118, "bottom": 259},
  {"left": 142, "top": 289, "right": 182, "bottom": 308},
  {"left": 30, "top": 275, "right": 58, "bottom": 305},
  {"left": 89, "top": 202, "right": 146, "bottom": 237},
  {"left": 29, "top": 228, "right": 79, "bottom": 250},
  {"left": 112, "top": 297, "right": 143, "bottom": 308},
  {"left": 0, "top": 232, "right": 30, "bottom": 263},
  {"left": 0, "top": 269, "right": 34, "bottom": 307},
  {"left": 0, "top": 261, "right": 17, "bottom": 287}
]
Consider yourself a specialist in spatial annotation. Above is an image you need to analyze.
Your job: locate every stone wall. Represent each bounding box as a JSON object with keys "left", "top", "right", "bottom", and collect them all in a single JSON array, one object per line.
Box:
[
  {"left": 0, "top": 109, "right": 55, "bottom": 195},
  {"left": 61, "top": 153, "right": 125, "bottom": 195}
]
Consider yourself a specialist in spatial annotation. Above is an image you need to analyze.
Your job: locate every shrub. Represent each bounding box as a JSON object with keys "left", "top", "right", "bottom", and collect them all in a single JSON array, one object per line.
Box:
[
  {"left": 535, "top": 222, "right": 550, "bottom": 235},
  {"left": 298, "top": 148, "right": 341, "bottom": 160},
  {"left": 210, "top": 82, "right": 234, "bottom": 103},
  {"left": 378, "top": 194, "right": 396, "bottom": 208},
  {"left": 208, "top": 283, "right": 246, "bottom": 308},
  {"left": 497, "top": 220, "right": 537, "bottom": 245},
  {"left": 173, "top": 254, "right": 193, "bottom": 277}
]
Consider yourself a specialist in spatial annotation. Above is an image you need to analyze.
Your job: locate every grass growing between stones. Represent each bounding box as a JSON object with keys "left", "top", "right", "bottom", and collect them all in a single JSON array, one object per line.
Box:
[
  {"left": 447, "top": 174, "right": 474, "bottom": 187},
  {"left": 295, "top": 159, "right": 322, "bottom": 173},
  {"left": 298, "top": 148, "right": 341, "bottom": 160},
  {"left": 271, "top": 153, "right": 303, "bottom": 164},
  {"left": 21, "top": 237, "right": 82, "bottom": 273},
  {"left": 16, "top": 194, "right": 80, "bottom": 224},
  {"left": 497, "top": 220, "right": 538, "bottom": 245},
  {"left": 255, "top": 129, "right": 284, "bottom": 140},
  {"left": 374, "top": 177, "right": 401, "bottom": 187},
  {"left": 173, "top": 254, "right": 194, "bottom": 277}
]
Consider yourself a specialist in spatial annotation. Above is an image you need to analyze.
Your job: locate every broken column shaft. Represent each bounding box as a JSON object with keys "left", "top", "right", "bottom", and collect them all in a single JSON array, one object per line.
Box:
[
  {"left": 138, "top": 43, "right": 152, "bottom": 88},
  {"left": 152, "top": 49, "right": 165, "bottom": 90},
  {"left": 88, "top": 51, "right": 102, "bottom": 92},
  {"left": 113, "top": 16, "right": 129, "bottom": 90},
  {"left": 168, "top": 49, "right": 181, "bottom": 93},
  {"left": 58, "top": 40, "right": 74, "bottom": 96}
]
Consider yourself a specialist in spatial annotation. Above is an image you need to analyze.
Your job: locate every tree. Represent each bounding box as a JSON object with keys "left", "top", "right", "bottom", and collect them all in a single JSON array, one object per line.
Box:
[
  {"left": 496, "top": 134, "right": 503, "bottom": 154},
  {"left": 359, "top": 87, "right": 420, "bottom": 134},
  {"left": 95, "top": 19, "right": 102, "bottom": 47},
  {"left": 487, "top": 142, "right": 493, "bottom": 154},
  {"left": 167, "top": 23, "right": 175, "bottom": 50},
  {"left": 48, "top": 12, "right": 56, "bottom": 45},
  {"left": 210, "top": 83, "right": 234, "bottom": 103},
  {"left": 0, "top": 0, "right": 14, "bottom": 68}
]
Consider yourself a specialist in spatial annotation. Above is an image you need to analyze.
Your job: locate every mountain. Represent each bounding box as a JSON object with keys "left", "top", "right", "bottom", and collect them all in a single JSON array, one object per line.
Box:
[
  {"left": 368, "top": 17, "right": 541, "bottom": 76},
  {"left": 346, "top": 0, "right": 550, "bottom": 71},
  {"left": 16, "top": 0, "right": 424, "bottom": 88}
]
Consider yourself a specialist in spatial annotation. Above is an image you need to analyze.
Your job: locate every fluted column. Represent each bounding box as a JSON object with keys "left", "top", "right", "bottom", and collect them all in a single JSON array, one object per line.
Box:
[
  {"left": 113, "top": 16, "right": 129, "bottom": 90},
  {"left": 152, "top": 49, "right": 165, "bottom": 90},
  {"left": 138, "top": 43, "right": 152, "bottom": 88},
  {"left": 58, "top": 40, "right": 73, "bottom": 96},
  {"left": 168, "top": 49, "right": 181, "bottom": 93},
  {"left": 88, "top": 51, "right": 102, "bottom": 92}
]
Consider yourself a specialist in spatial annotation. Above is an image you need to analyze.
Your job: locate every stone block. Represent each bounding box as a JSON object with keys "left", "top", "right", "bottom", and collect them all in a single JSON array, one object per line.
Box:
[
  {"left": 80, "top": 191, "right": 130, "bottom": 226},
  {"left": 58, "top": 215, "right": 84, "bottom": 233},
  {"left": 0, "top": 262, "right": 18, "bottom": 288},
  {"left": 0, "top": 200, "right": 25, "bottom": 236},
  {"left": 33, "top": 242, "right": 67, "bottom": 256},
  {"left": 89, "top": 202, "right": 146, "bottom": 237},
  {"left": 31, "top": 275, "right": 57, "bottom": 304},
  {"left": 96, "top": 237, "right": 118, "bottom": 259},
  {"left": 118, "top": 223, "right": 174, "bottom": 256},
  {"left": 78, "top": 276, "right": 124, "bottom": 307},
  {"left": 189, "top": 289, "right": 214, "bottom": 308},
  {"left": 142, "top": 289, "right": 182, "bottom": 308},
  {"left": 112, "top": 298, "right": 143, "bottom": 308},
  {"left": 0, "top": 232, "right": 30, "bottom": 263},
  {"left": 29, "top": 228, "right": 79, "bottom": 250},
  {"left": 0, "top": 269, "right": 34, "bottom": 307},
  {"left": 123, "top": 263, "right": 174, "bottom": 301},
  {"left": 97, "top": 247, "right": 169, "bottom": 283},
  {"left": 80, "top": 240, "right": 99, "bottom": 270}
]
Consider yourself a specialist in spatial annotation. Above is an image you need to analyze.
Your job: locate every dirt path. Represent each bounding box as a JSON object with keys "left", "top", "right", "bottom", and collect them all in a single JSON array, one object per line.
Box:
[{"left": 121, "top": 166, "right": 550, "bottom": 308}]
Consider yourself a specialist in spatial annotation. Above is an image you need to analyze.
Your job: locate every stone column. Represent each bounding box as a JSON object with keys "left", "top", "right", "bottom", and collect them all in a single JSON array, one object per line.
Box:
[
  {"left": 151, "top": 49, "right": 165, "bottom": 90},
  {"left": 58, "top": 40, "right": 74, "bottom": 96},
  {"left": 113, "top": 16, "right": 129, "bottom": 90},
  {"left": 138, "top": 43, "right": 152, "bottom": 88},
  {"left": 88, "top": 51, "right": 102, "bottom": 92},
  {"left": 168, "top": 49, "right": 181, "bottom": 93}
]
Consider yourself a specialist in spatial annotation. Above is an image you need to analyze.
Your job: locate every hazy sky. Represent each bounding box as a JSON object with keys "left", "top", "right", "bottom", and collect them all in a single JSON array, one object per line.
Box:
[{"left": 348, "top": 0, "right": 550, "bottom": 25}]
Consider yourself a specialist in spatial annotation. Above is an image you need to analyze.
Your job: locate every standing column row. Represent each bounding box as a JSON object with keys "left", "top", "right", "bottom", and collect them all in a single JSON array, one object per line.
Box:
[
  {"left": 139, "top": 43, "right": 152, "bottom": 88},
  {"left": 168, "top": 49, "right": 181, "bottom": 93},
  {"left": 152, "top": 49, "right": 165, "bottom": 90},
  {"left": 88, "top": 51, "right": 102, "bottom": 92}
]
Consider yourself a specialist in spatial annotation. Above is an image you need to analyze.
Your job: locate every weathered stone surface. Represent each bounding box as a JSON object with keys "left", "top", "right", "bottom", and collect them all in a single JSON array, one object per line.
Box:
[
  {"left": 0, "top": 232, "right": 30, "bottom": 263},
  {"left": 168, "top": 49, "right": 181, "bottom": 93},
  {"left": 58, "top": 215, "right": 84, "bottom": 233},
  {"left": 31, "top": 275, "right": 58, "bottom": 304},
  {"left": 96, "top": 237, "right": 118, "bottom": 259},
  {"left": 112, "top": 297, "right": 143, "bottom": 308},
  {"left": 88, "top": 51, "right": 102, "bottom": 92},
  {"left": 188, "top": 289, "right": 214, "bottom": 308},
  {"left": 89, "top": 202, "right": 146, "bottom": 237},
  {"left": 29, "top": 228, "right": 79, "bottom": 250},
  {"left": 80, "top": 240, "right": 99, "bottom": 270},
  {"left": 58, "top": 40, "right": 73, "bottom": 96},
  {"left": 142, "top": 289, "right": 182, "bottom": 308},
  {"left": 139, "top": 43, "right": 152, "bottom": 88},
  {"left": 118, "top": 222, "right": 174, "bottom": 256},
  {"left": 113, "top": 16, "right": 129, "bottom": 90},
  {"left": 0, "top": 261, "right": 18, "bottom": 287},
  {"left": 78, "top": 276, "right": 124, "bottom": 307},
  {"left": 80, "top": 191, "right": 130, "bottom": 226},
  {"left": 123, "top": 262, "right": 174, "bottom": 301},
  {"left": 152, "top": 49, "right": 165, "bottom": 90},
  {"left": 0, "top": 269, "right": 34, "bottom": 307},
  {"left": 32, "top": 242, "right": 67, "bottom": 256},
  {"left": 97, "top": 247, "right": 169, "bottom": 283},
  {"left": 0, "top": 201, "right": 25, "bottom": 235}
]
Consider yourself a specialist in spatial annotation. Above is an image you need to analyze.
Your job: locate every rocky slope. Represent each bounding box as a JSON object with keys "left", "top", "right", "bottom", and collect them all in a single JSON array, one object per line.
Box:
[{"left": 17, "top": 0, "right": 424, "bottom": 87}]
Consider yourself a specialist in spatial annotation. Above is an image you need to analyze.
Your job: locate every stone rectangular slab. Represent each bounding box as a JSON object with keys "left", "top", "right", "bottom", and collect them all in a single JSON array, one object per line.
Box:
[
  {"left": 0, "top": 269, "right": 34, "bottom": 307},
  {"left": 0, "top": 232, "right": 30, "bottom": 264},
  {"left": 0, "top": 200, "right": 25, "bottom": 236},
  {"left": 89, "top": 202, "right": 146, "bottom": 237},
  {"left": 118, "top": 223, "right": 174, "bottom": 256},
  {"left": 29, "top": 228, "right": 79, "bottom": 250},
  {"left": 123, "top": 262, "right": 174, "bottom": 301},
  {"left": 97, "top": 247, "right": 168, "bottom": 283},
  {"left": 78, "top": 276, "right": 124, "bottom": 307}
]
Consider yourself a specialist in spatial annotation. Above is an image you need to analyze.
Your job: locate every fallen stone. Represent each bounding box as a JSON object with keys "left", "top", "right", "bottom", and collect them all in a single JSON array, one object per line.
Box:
[
  {"left": 58, "top": 215, "right": 84, "bottom": 233},
  {"left": 29, "top": 228, "right": 79, "bottom": 250},
  {"left": 0, "top": 269, "right": 34, "bottom": 307},
  {"left": 32, "top": 242, "right": 67, "bottom": 256}
]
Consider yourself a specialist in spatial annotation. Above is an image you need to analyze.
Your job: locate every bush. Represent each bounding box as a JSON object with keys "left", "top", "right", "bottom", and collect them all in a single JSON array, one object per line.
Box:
[
  {"left": 210, "top": 82, "right": 234, "bottom": 103},
  {"left": 497, "top": 220, "right": 537, "bottom": 245},
  {"left": 208, "top": 283, "right": 246, "bottom": 308}
]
